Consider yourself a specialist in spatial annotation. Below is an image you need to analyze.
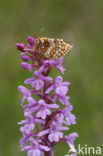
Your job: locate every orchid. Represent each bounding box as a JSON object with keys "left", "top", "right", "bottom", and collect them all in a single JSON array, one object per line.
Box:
[{"left": 16, "top": 36, "right": 78, "bottom": 156}]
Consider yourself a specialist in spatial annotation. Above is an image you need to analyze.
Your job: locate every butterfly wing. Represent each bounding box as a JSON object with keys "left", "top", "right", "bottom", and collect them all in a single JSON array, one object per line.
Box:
[{"left": 35, "top": 37, "right": 72, "bottom": 60}]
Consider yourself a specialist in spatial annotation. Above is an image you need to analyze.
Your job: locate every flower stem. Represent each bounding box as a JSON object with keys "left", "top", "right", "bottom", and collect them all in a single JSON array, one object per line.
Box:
[{"left": 45, "top": 150, "right": 54, "bottom": 156}]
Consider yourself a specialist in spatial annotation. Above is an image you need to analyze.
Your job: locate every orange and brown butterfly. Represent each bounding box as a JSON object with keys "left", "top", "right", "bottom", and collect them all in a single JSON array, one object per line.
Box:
[{"left": 34, "top": 36, "right": 72, "bottom": 60}]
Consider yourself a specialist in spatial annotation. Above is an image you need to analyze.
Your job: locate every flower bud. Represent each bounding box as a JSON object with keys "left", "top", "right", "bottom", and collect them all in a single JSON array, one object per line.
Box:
[
  {"left": 20, "top": 55, "right": 31, "bottom": 62},
  {"left": 21, "top": 62, "right": 32, "bottom": 71},
  {"left": 15, "top": 43, "right": 25, "bottom": 51}
]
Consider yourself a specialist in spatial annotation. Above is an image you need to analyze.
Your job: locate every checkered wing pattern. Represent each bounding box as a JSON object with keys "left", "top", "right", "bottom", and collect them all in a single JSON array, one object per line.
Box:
[{"left": 35, "top": 37, "right": 72, "bottom": 60}]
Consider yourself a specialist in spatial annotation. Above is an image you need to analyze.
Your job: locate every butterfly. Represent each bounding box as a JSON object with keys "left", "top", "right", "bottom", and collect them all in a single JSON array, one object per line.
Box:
[{"left": 35, "top": 37, "right": 72, "bottom": 60}]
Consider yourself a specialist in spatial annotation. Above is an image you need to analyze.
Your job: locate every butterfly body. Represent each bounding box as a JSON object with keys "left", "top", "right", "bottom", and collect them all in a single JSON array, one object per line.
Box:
[{"left": 35, "top": 37, "right": 72, "bottom": 60}]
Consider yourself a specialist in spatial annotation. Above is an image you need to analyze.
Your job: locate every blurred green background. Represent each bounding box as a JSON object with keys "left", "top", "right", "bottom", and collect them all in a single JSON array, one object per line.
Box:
[{"left": 0, "top": 0, "right": 103, "bottom": 156}]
